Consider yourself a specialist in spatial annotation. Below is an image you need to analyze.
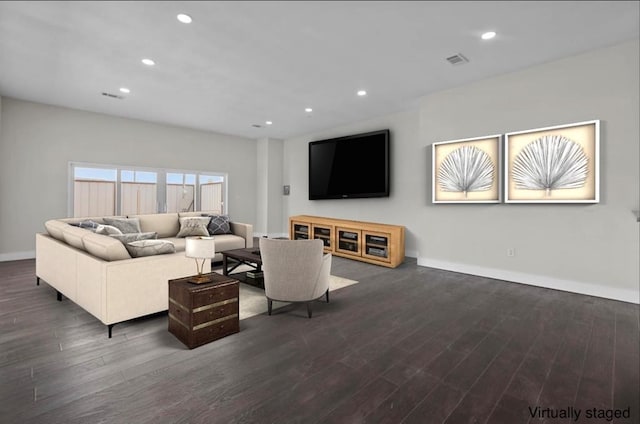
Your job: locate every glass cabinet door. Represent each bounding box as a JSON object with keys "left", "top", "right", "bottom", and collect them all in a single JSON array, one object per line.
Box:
[
  {"left": 312, "top": 224, "right": 333, "bottom": 251},
  {"left": 291, "top": 221, "right": 310, "bottom": 240},
  {"left": 362, "top": 231, "right": 391, "bottom": 262},
  {"left": 335, "top": 227, "right": 361, "bottom": 256}
]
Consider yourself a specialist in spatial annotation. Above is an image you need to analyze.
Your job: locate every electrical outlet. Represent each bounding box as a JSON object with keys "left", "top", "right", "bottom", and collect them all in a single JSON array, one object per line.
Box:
[{"left": 507, "top": 248, "right": 516, "bottom": 257}]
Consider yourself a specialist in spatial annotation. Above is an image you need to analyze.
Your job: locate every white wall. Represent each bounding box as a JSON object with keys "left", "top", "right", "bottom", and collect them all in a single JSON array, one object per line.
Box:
[
  {"left": 255, "top": 137, "right": 284, "bottom": 238},
  {"left": 283, "top": 108, "right": 422, "bottom": 257},
  {"left": 266, "top": 138, "right": 284, "bottom": 237},
  {"left": 1, "top": 40, "right": 637, "bottom": 303},
  {"left": 256, "top": 138, "right": 268, "bottom": 236},
  {"left": 283, "top": 39, "right": 639, "bottom": 303},
  {"left": 0, "top": 98, "right": 257, "bottom": 260}
]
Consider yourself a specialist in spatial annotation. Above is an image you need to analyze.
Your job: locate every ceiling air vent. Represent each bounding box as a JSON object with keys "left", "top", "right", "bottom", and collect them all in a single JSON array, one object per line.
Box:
[
  {"left": 101, "top": 92, "right": 124, "bottom": 99},
  {"left": 251, "top": 124, "right": 262, "bottom": 128},
  {"left": 446, "top": 53, "right": 469, "bottom": 65}
]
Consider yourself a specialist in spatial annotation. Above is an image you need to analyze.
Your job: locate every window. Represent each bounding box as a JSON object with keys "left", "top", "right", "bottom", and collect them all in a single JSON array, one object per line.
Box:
[
  {"left": 199, "top": 174, "right": 224, "bottom": 213},
  {"left": 69, "top": 163, "right": 227, "bottom": 217},
  {"left": 72, "top": 167, "right": 116, "bottom": 217},
  {"left": 167, "top": 173, "right": 195, "bottom": 213},
  {"left": 120, "top": 170, "right": 158, "bottom": 215}
]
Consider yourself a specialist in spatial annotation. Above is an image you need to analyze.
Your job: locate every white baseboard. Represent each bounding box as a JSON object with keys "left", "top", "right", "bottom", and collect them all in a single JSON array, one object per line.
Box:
[
  {"left": 418, "top": 257, "right": 639, "bottom": 305},
  {"left": 0, "top": 250, "right": 36, "bottom": 262}
]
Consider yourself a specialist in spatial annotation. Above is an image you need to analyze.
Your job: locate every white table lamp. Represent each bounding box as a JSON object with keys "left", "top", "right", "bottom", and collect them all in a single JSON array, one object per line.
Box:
[{"left": 185, "top": 236, "right": 215, "bottom": 284}]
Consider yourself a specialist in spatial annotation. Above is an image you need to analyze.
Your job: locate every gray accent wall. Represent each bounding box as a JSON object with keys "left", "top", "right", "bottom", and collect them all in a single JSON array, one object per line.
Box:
[
  {"left": 283, "top": 39, "right": 639, "bottom": 303},
  {"left": 0, "top": 98, "right": 257, "bottom": 260}
]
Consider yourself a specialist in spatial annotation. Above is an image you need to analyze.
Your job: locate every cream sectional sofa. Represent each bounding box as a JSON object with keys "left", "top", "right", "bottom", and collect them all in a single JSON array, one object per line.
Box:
[{"left": 36, "top": 211, "right": 253, "bottom": 337}]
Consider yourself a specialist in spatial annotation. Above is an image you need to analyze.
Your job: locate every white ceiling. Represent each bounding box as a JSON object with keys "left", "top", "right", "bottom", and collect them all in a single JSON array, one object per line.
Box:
[{"left": 0, "top": 1, "right": 638, "bottom": 140}]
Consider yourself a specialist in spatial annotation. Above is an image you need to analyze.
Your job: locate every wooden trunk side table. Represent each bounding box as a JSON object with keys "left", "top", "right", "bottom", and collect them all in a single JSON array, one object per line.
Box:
[{"left": 168, "top": 272, "right": 240, "bottom": 349}]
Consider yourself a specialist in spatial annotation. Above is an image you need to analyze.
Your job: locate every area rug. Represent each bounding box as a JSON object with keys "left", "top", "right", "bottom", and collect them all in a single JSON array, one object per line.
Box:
[
  {"left": 213, "top": 265, "right": 358, "bottom": 320},
  {"left": 237, "top": 274, "right": 358, "bottom": 319}
]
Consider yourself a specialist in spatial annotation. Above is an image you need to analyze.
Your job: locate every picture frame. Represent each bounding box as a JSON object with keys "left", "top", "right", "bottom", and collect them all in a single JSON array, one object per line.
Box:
[
  {"left": 432, "top": 134, "right": 502, "bottom": 203},
  {"left": 504, "top": 120, "right": 600, "bottom": 203}
]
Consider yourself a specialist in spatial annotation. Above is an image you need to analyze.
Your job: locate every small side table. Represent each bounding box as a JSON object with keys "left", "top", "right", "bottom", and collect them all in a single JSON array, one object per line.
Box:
[{"left": 168, "top": 272, "right": 239, "bottom": 349}]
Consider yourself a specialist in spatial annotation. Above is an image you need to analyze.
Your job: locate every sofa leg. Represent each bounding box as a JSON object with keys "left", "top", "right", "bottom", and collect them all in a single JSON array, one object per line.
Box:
[
  {"left": 108, "top": 324, "right": 115, "bottom": 338},
  {"left": 307, "top": 302, "right": 312, "bottom": 319},
  {"left": 36, "top": 277, "right": 40, "bottom": 286},
  {"left": 325, "top": 289, "right": 329, "bottom": 303},
  {"left": 56, "top": 291, "right": 62, "bottom": 301},
  {"left": 267, "top": 299, "right": 272, "bottom": 316}
]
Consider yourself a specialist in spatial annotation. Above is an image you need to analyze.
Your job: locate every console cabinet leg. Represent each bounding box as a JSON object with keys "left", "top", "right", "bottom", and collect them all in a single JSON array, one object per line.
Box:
[
  {"left": 307, "top": 302, "right": 313, "bottom": 318},
  {"left": 36, "top": 277, "right": 40, "bottom": 286},
  {"left": 267, "top": 299, "right": 273, "bottom": 315},
  {"left": 325, "top": 289, "right": 329, "bottom": 303},
  {"left": 56, "top": 291, "right": 62, "bottom": 301},
  {"left": 108, "top": 324, "right": 115, "bottom": 338}
]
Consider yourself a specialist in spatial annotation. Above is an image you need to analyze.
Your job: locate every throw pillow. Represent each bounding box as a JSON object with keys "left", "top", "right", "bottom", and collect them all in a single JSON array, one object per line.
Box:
[
  {"left": 176, "top": 217, "right": 210, "bottom": 238},
  {"left": 103, "top": 217, "right": 142, "bottom": 234},
  {"left": 69, "top": 220, "right": 100, "bottom": 231},
  {"left": 109, "top": 232, "right": 158, "bottom": 244},
  {"left": 95, "top": 224, "right": 123, "bottom": 235},
  {"left": 202, "top": 214, "right": 232, "bottom": 235},
  {"left": 125, "top": 240, "right": 176, "bottom": 258}
]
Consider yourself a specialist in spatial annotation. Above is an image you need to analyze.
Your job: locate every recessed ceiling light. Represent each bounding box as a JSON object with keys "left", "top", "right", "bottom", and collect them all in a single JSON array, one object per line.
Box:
[
  {"left": 357, "top": 90, "right": 367, "bottom": 96},
  {"left": 177, "top": 13, "right": 192, "bottom": 24},
  {"left": 265, "top": 121, "right": 273, "bottom": 125},
  {"left": 481, "top": 31, "right": 496, "bottom": 40},
  {"left": 141, "top": 58, "right": 155, "bottom": 66},
  {"left": 305, "top": 108, "right": 313, "bottom": 113},
  {"left": 119, "top": 87, "right": 130, "bottom": 94}
]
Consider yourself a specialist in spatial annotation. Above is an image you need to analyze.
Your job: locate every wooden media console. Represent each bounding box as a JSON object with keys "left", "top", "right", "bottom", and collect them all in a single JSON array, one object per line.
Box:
[{"left": 289, "top": 215, "right": 405, "bottom": 268}]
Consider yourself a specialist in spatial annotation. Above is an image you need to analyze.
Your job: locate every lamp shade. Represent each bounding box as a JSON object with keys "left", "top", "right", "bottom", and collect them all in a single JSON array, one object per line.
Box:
[{"left": 185, "top": 236, "right": 215, "bottom": 259}]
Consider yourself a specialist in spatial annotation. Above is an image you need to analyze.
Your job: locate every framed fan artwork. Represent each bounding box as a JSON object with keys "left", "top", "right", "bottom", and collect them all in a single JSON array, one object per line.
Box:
[
  {"left": 432, "top": 134, "right": 502, "bottom": 203},
  {"left": 504, "top": 120, "right": 600, "bottom": 203}
]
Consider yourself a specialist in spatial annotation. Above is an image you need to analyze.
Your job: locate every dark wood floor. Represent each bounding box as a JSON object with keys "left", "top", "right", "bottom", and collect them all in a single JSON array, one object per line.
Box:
[{"left": 0, "top": 255, "right": 638, "bottom": 424}]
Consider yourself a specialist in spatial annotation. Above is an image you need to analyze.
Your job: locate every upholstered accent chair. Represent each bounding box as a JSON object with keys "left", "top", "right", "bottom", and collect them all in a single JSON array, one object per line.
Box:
[{"left": 259, "top": 238, "right": 332, "bottom": 318}]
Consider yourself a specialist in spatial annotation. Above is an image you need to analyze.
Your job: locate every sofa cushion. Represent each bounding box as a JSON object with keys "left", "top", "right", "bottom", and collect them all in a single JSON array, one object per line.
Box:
[
  {"left": 212, "top": 234, "right": 246, "bottom": 252},
  {"left": 60, "top": 216, "right": 108, "bottom": 225},
  {"left": 82, "top": 232, "right": 132, "bottom": 261},
  {"left": 128, "top": 213, "right": 179, "bottom": 238},
  {"left": 68, "top": 220, "right": 101, "bottom": 231},
  {"left": 203, "top": 214, "right": 232, "bottom": 235},
  {"left": 95, "top": 224, "right": 123, "bottom": 235},
  {"left": 178, "top": 211, "right": 209, "bottom": 218},
  {"left": 176, "top": 217, "right": 210, "bottom": 237},
  {"left": 161, "top": 237, "right": 187, "bottom": 252},
  {"left": 62, "top": 225, "right": 90, "bottom": 250},
  {"left": 125, "top": 240, "right": 176, "bottom": 257},
  {"left": 109, "top": 232, "right": 158, "bottom": 244},
  {"left": 44, "top": 220, "right": 70, "bottom": 241},
  {"left": 103, "top": 217, "right": 142, "bottom": 234}
]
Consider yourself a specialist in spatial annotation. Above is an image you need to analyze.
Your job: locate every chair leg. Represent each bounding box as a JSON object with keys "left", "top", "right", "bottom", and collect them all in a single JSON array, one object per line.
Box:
[
  {"left": 268, "top": 299, "right": 272, "bottom": 315},
  {"left": 325, "top": 289, "right": 329, "bottom": 303},
  {"left": 307, "top": 302, "right": 312, "bottom": 318}
]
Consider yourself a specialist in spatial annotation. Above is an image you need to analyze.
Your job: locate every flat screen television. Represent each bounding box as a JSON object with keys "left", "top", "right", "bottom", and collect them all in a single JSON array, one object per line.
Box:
[{"left": 308, "top": 129, "right": 390, "bottom": 200}]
